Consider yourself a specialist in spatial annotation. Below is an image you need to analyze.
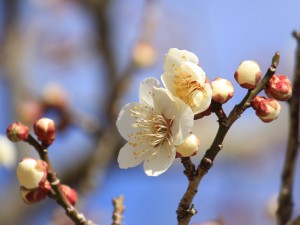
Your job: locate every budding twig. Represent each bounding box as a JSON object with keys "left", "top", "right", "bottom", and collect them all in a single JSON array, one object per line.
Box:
[
  {"left": 26, "top": 134, "right": 95, "bottom": 225},
  {"left": 177, "top": 52, "right": 281, "bottom": 225},
  {"left": 276, "top": 31, "right": 300, "bottom": 225}
]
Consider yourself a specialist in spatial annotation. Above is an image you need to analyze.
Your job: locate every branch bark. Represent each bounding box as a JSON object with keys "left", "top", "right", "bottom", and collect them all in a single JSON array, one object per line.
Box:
[
  {"left": 276, "top": 31, "right": 300, "bottom": 225},
  {"left": 177, "top": 52, "right": 280, "bottom": 225}
]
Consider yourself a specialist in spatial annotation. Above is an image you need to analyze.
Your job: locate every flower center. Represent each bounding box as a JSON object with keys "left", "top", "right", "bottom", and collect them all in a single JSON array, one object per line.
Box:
[
  {"left": 173, "top": 73, "right": 206, "bottom": 107},
  {"left": 128, "top": 104, "right": 174, "bottom": 156}
]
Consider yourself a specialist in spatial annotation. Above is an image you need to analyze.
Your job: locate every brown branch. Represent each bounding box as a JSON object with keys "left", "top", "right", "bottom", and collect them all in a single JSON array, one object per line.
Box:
[
  {"left": 26, "top": 135, "right": 95, "bottom": 225},
  {"left": 112, "top": 195, "right": 125, "bottom": 225},
  {"left": 177, "top": 52, "right": 280, "bottom": 225},
  {"left": 288, "top": 216, "right": 300, "bottom": 225},
  {"left": 276, "top": 31, "right": 300, "bottom": 225}
]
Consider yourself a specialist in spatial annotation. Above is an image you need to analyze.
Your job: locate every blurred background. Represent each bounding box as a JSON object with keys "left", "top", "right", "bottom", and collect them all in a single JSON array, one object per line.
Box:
[{"left": 0, "top": 0, "right": 300, "bottom": 224}]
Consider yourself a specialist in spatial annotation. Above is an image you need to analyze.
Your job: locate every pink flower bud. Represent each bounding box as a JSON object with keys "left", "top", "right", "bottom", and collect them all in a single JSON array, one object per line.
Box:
[
  {"left": 265, "top": 75, "right": 292, "bottom": 101},
  {"left": 132, "top": 41, "right": 157, "bottom": 67},
  {"left": 252, "top": 96, "right": 281, "bottom": 123},
  {"left": 20, "top": 182, "right": 50, "bottom": 204},
  {"left": 42, "top": 83, "right": 68, "bottom": 109},
  {"left": 234, "top": 60, "right": 262, "bottom": 89},
  {"left": 6, "top": 122, "right": 29, "bottom": 142},
  {"left": 34, "top": 118, "right": 56, "bottom": 146},
  {"left": 176, "top": 133, "right": 200, "bottom": 157},
  {"left": 17, "top": 158, "right": 48, "bottom": 189},
  {"left": 211, "top": 78, "right": 234, "bottom": 104},
  {"left": 61, "top": 185, "right": 78, "bottom": 206}
]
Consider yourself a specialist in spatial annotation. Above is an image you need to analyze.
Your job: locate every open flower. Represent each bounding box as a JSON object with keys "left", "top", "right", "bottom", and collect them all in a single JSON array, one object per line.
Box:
[
  {"left": 161, "top": 48, "right": 212, "bottom": 114},
  {"left": 116, "top": 77, "right": 194, "bottom": 176}
]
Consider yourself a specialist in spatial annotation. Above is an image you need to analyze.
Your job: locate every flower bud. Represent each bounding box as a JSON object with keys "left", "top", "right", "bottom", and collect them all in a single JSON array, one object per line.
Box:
[
  {"left": 42, "top": 83, "right": 68, "bottom": 109},
  {"left": 176, "top": 133, "right": 200, "bottom": 157},
  {"left": 17, "top": 158, "right": 48, "bottom": 189},
  {"left": 0, "top": 135, "right": 17, "bottom": 169},
  {"left": 234, "top": 60, "right": 262, "bottom": 89},
  {"left": 18, "top": 100, "right": 43, "bottom": 124},
  {"left": 211, "top": 78, "right": 234, "bottom": 104},
  {"left": 34, "top": 118, "right": 56, "bottom": 146},
  {"left": 61, "top": 185, "right": 78, "bottom": 206},
  {"left": 132, "top": 41, "right": 156, "bottom": 67},
  {"left": 252, "top": 96, "right": 281, "bottom": 123},
  {"left": 265, "top": 75, "right": 292, "bottom": 101},
  {"left": 6, "top": 122, "right": 29, "bottom": 142},
  {"left": 20, "top": 182, "right": 50, "bottom": 204}
]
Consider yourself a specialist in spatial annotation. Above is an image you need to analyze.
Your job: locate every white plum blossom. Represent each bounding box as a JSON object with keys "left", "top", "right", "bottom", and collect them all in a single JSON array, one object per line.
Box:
[
  {"left": 116, "top": 77, "right": 194, "bottom": 176},
  {"left": 161, "top": 48, "right": 212, "bottom": 114},
  {"left": 0, "top": 135, "right": 17, "bottom": 169}
]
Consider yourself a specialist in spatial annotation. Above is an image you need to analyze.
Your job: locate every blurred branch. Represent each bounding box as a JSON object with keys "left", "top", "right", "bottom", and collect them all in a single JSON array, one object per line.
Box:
[
  {"left": 276, "top": 31, "right": 300, "bottom": 225},
  {"left": 77, "top": 0, "right": 160, "bottom": 194},
  {"left": 111, "top": 195, "right": 125, "bottom": 225},
  {"left": 288, "top": 216, "right": 300, "bottom": 225},
  {"left": 177, "top": 52, "right": 280, "bottom": 225}
]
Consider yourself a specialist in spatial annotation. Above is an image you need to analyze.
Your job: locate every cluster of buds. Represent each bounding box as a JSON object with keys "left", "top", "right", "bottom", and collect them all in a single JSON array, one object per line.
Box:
[
  {"left": 17, "top": 158, "right": 50, "bottom": 204},
  {"left": 6, "top": 118, "right": 77, "bottom": 205},
  {"left": 6, "top": 118, "right": 56, "bottom": 146},
  {"left": 17, "top": 158, "right": 78, "bottom": 205},
  {"left": 233, "top": 60, "right": 292, "bottom": 123}
]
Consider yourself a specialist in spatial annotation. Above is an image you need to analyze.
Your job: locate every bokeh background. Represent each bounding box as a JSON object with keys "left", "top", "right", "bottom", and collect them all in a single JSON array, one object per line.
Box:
[{"left": 0, "top": 0, "right": 300, "bottom": 225}]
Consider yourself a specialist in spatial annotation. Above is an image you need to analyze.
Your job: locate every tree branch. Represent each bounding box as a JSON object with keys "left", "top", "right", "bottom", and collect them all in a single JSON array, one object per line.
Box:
[
  {"left": 177, "top": 52, "right": 280, "bottom": 225},
  {"left": 276, "top": 31, "right": 300, "bottom": 225},
  {"left": 26, "top": 135, "right": 95, "bottom": 225}
]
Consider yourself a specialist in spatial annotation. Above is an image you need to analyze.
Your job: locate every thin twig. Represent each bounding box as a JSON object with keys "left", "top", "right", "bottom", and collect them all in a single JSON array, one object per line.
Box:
[
  {"left": 112, "top": 195, "right": 125, "bottom": 225},
  {"left": 276, "top": 31, "right": 300, "bottom": 225},
  {"left": 177, "top": 52, "right": 280, "bottom": 225}
]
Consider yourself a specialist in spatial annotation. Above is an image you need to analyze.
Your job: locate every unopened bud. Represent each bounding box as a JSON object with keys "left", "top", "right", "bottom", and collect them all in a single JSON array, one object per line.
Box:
[
  {"left": 42, "top": 83, "right": 68, "bottom": 109},
  {"left": 6, "top": 122, "right": 29, "bottom": 142},
  {"left": 34, "top": 118, "right": 56, "bottom": 146},
  {"left": 132, "top": 41, "right": 156, "bottom": 67},
  {"left": 20, "top": 182, "right": 50, "bottom": 204},
  {"left": 17, "top": 158, "right": 48, "bottom": 189},
  {"left": 265, "top": 75, "right": 292, "bottom": 101},
  {"left": 61, "top": 184, "right": 78, "bottom": 206},
  {"left": 211, "top": 78, "right": 234, "bottom": 104},
  {"left": 234, "top": 60, "right": 262, "bottom": 89},
  {"left": 252, "top": 96, "right": 281, "bottom": 123},
  {"left": 176, "top": 133, "right": 200, "bottom": 157}
]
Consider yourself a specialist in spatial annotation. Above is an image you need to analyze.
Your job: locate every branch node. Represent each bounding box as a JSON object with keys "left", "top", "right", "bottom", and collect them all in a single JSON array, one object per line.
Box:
[{"left": 199, "top": 157, "right": 213, "bottom": 173}]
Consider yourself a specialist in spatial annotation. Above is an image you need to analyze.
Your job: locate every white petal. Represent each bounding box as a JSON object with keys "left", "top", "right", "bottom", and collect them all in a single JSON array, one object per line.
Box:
[
  {"left": 161, "top": 72, "right": 176, "bottom": 94},
  {"left": 152, "top": 87, "right": 177, "bottom": 119},
  {"left": 192, "top": 83, "right": 212, "bottom": 114},
  {"left": 179, "top": 61, "right": 206, "bottom": 84},
  {"left": 0, "top": 135, "right": 17, "bottom": 169},
  {"left": 139, "top": 77, "right": 161, "bottom": 107},
  {"left": 164, "top": 48, "right": 198, "bottom": 74},
  {"left": 171, "top": 99, "right": 194, "bottom": 145},
  {"left": 151, "top": 87, "right": 194, "bottom": 145},
  {"left": 116, "top": 102, "right": 140, "bottom": 140},
  {"left": 117, "top": 143, "right": 149, "bottom": 169},
  {"left": 143, "top": 144, "right": 176, "bottom": 176}
]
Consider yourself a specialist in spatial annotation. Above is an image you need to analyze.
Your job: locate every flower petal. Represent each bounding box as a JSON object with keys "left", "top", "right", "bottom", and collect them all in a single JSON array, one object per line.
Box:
[
  {"left": 171, "top": 98, "right": 194, "bottom": 145},
  {"left": 143, "top": 144, "right": 176, "bottom": 176},
  {"left": 118, "top": 143, "right": 150, "bottom": 169},
  {"left": 192, "top": 83, "right": 212, "bottom": 114},
  {"left": 161, "top": 72, "right": 175, "bottom": 93},
  {"left": 164, "top": 48, "right": 198, "bottom": 74},
  {"left": 151, "top": 87, "right": 177, "bottom": 119},
  {"left": 179, "top": 61, "right": 206, "bottom": 84},
  {"left": 116, "top": 102, "right": 140, "bottom": 140},
  {"left": 139, "top": 77, "right": 161, "bottom": 107}
]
